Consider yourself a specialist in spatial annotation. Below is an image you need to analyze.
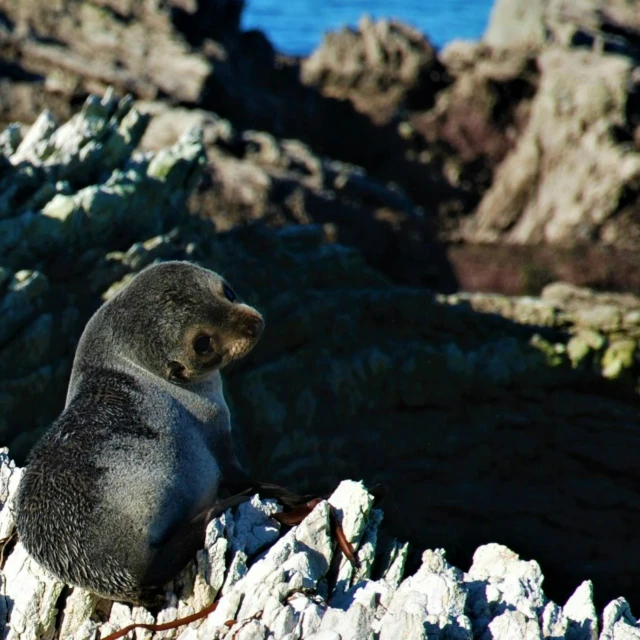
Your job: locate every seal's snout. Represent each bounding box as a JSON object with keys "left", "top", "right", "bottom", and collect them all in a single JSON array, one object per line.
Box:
[{"left": 243, "top": 312, "right": 264, "bottom": 339}]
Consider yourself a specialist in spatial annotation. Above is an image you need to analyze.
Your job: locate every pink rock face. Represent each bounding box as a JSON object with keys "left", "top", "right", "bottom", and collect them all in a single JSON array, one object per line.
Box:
[{"left": 465, "top": 48, "right": 640, "bottom": 249}]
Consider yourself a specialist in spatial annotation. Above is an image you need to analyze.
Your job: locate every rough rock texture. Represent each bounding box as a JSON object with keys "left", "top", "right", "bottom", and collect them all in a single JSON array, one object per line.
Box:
[
  {"left": 301, "top": 17, "right": 448, "bottom": 124},
  {"left": 138, "top": 102, "right": 456, "bottom": 291},
  {"left": 300, "top": 1, "right": 640, "bottom": 251},
  {"left": 415, "top": 42, "right": 537, "bottom": 169},
  {"left": 406, "top": 41, "right": 539, "bottom": 237},
  {"left": 299, "top": 17, "right": 539, "bottom": 237},
  {"left": 0, "top": 0, "right": 243, "bottom": 108},
  {"left": 461, "top": 0, "right": 640, "bottom": 251},
  {"left": 464, "top": 46, "right": 640, "bottom": 247},
  {"left": 0, "top": 0, "right": 421, "bottom": 191},
  {"left": 301, "top": 0, "right": 640, "bottom": 254},
  {"left": 484, "top": 0, "right": 640, "bottom": 56},
  {"left": 218, "top": 235, "right": 640, "bottom": 608},
  {"left": 2, "top": 457, "right": 640, "bottom": 640},
  {"left": 0, "top": 0, "right": 514, "bottom": 263},
  {"left": 0, "top": 0, "right": 473, "bottom": 291},
  {"left": 6, "top": 186, "right": 640, "bottom": 608},
  {"left": 296, "top": 17, "right": 492, "bottom": 228},
  {"left": 1, "top": 95, "right": 640, "bottom": 610},
  {"left": 1, "top": 0, "right": 640, "bottom": 616},
  {"left": 2, "top": 0, "right": 640, "bottom": 286}
]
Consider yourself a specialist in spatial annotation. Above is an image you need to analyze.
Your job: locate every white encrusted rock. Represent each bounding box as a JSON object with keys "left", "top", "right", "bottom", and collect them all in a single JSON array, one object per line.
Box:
[
  {"left": 351, "top": 508, "right": 383, "bottom": 584},
  {"left": 192, "top": 515, "right": 228, "bottom": 606},
  {"left": 600, "top": 599, "right": 640, "bottom": 640},
  {"left": 58, "top": 589, "right": 98, "bottom": 639},
  {"left": 542, "top": 601, "right": 569, "bottom": 638},
  {"left": 327, "top": 480, "right": 374, "bottom": 597},
  {"left": 378, "top": 539, "right": 409, "bottom": 588},
  {"left": 467, "top": 543, "right": 546, "bottom": 620},
  {"left": 378, "top": 549, "right": 471, "bottom": 640},
  {"left": 317, "top": 598, "right": 376, "bottom": 640},
  {"left": 0, "top": 454, "right": 637, "bottom": 640},
  {"left": 2, "top": 543, "right": 64, "bottom": 640},
  {"left": 327, "top": 580, "right": 395, "bottom": 639},
  {"left": 226, "top": 496, "right": 281, "bottom": 556},
  {"left": 0, "top": 448, "right": 22, "bottom": 541},
  {"left": 488, "top": 610, "right": 543, "bottom": 640},
  {"left": 563, "top": 581, "right": 598, "bottom": 640}
]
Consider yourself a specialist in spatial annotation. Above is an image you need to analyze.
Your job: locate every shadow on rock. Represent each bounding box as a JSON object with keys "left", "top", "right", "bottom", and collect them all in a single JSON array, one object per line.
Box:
[{"left": 214, "top": 225, "right": 640, "bottom": 611}]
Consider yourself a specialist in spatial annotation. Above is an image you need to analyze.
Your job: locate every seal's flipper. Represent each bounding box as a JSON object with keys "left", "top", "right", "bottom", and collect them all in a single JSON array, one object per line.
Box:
[
  {"left": 141, "top": 491, "right": 254, "bottom": 595},
  {"left": 250, "top": 481, "right": 314, "bottom": 508},
  {"left": 141, "top": 509, "right": 211, "bottom": 592}
]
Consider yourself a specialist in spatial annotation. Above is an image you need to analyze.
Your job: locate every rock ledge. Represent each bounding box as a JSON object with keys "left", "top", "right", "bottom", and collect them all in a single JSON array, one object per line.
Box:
[{"left": 1, "top": 450, "right": 639, "bottom": 640}]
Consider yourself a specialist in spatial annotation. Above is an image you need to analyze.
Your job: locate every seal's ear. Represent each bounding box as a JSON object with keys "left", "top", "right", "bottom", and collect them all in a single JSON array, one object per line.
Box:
[{"left": 167, "top": 360, "right": 188, "bottom": 383}]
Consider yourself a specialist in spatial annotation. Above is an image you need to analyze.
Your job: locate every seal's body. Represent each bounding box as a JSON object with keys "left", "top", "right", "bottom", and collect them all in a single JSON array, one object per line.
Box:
[{"left": 16, "top": 261, "right": 263, "bottom": 602}]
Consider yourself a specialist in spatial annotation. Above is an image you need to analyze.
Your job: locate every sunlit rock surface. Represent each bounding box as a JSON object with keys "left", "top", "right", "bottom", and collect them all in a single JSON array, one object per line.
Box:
[{"left": 2, "top": 453, "right": 639, "bottom": 640}]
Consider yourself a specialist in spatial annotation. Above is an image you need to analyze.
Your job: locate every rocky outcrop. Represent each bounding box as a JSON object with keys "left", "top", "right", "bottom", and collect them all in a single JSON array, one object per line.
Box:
[
  {"left": 412, "top": 42, "right": 537, "bottom": 171},
  {"left": 219, "top": 238, "right": 640, "bottom": 608},
  {"left": 3, "top": 0, "right": 640, "bottom": 281},
  {"left": 0, "top": 0, "right": 471, "bottom": 274},
  {"left": 402, "top": 41, "right": 539, "bottom": 238},
  {"left": 484, "top": 0, "right": 640, "bottom": 57},
  {"left": 0, "top": 0, "right": 407, "bottom": 178},
  {"left": 464, "top": 46, "right": 640, "bottom": 247},
  {"left": 2, "top": 451, "right": 640, "bottom": 640},
  {"left": 298, "top": 18, "right": 540, "bottom": 234},
  {"left": 0, "top": 0, "right": 242, "bottom": 108},
  {"left": 0, "top": 0, "right": 640, "bottom": 618},
  {"left": 456, "top": 0, "right": 640, "bottom": 250},
  {"left": 301, "top": 17, "right": 448, "bottom": 123},
  {"left": 1, "top": 94, "right": 640, "bottom": 610},
  {"left": 138, "top": 102, "right": 456, "bottom": 291},
  {"left": 293, "top": 3, "right": 640, "bottom": 256},
  {"left": 300, "top": 1, "right": 640, "bottom": 253}
]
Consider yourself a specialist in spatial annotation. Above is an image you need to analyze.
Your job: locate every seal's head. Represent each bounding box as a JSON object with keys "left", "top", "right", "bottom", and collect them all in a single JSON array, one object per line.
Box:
[{"left": 86, "top": 261, "right": 264, "bottom": 383}]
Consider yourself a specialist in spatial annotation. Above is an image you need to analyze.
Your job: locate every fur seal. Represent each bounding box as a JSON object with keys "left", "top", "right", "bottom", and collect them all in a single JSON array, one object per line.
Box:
[{"left": 15, "top": 261, "right": 265, "bottom": 603}]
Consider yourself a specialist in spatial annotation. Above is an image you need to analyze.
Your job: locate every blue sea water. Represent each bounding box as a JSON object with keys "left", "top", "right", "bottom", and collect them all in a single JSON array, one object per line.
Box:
[{"left": 242, "top": 0, "right": 495, "bottom": 56}]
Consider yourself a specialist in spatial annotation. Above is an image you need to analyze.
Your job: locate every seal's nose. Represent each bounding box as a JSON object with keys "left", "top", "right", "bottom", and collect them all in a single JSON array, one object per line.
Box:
[{"left": 243, "top": 312, "right": 264, "bottom": 338}]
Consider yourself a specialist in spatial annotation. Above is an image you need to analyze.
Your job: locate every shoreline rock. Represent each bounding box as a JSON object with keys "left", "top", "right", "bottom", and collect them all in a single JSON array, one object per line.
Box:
[
  {"left": 1, "top": 451, "right": 639, "bottom": 639},
  {"left": 0, "top": 0, "right": 639, "bottom": 620},
  {"left": 0, "top": 0, "right": 639, "bottom": 293},
  {"left": 484, "top": 0, "right": 640, "bottom": 56},
  {"left": 0, "top": 95, "right": 638, "bottom": 609},
  {"left": 301, "top": 17, "right": 448, "bottom": 124},
  {"left": 463, "top": 46, "right": 640, "bottom": 247}
]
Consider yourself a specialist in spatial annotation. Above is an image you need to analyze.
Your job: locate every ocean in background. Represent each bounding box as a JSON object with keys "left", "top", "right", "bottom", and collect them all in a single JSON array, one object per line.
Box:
[{"left": 242, "top": 0, "right": 495, "bottom": 56}]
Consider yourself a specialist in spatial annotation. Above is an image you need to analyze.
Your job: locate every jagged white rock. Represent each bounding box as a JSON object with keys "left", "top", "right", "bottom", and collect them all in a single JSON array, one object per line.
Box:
[
  {"left": 600, "top": 599, "right": 640, "bottom": 640},
  {"left": 467, "top": 543, "right": 546, "bottom": 620},
  {"left": 1, "top": 453, "right": 640, "bottom": 639}
]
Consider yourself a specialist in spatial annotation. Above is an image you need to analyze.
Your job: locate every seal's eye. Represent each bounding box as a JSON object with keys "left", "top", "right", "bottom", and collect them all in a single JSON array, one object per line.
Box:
[
  {"left": 193, "top": 335, "right": 213, "bottom": 355},
  {"left": 222, "top": 283, "right": 237, "bottom": 302}
]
